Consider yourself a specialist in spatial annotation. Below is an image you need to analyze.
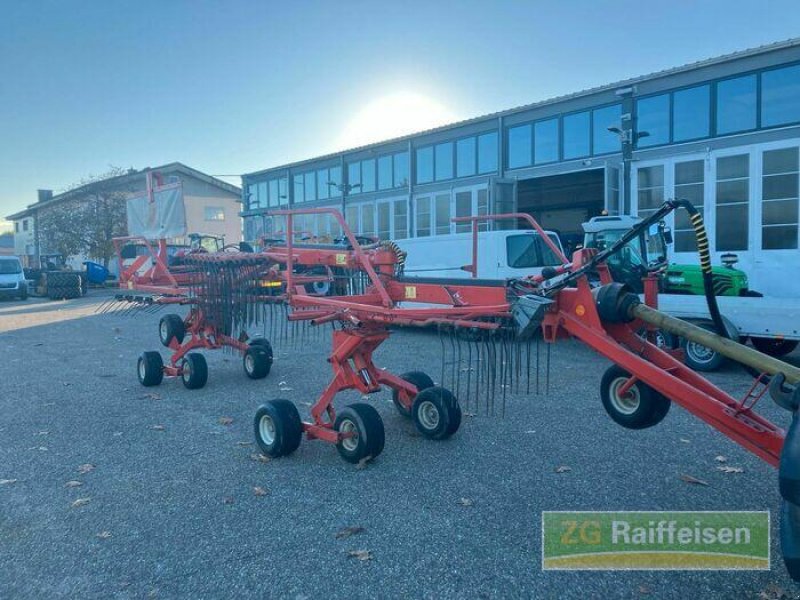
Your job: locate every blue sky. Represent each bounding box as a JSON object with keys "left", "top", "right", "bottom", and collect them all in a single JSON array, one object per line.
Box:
[{"left": 2, "top": 0, "right": 799, "bottom": 224}]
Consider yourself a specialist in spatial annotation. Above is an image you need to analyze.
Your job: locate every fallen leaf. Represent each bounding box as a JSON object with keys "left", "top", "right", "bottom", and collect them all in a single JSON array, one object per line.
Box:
[
  {"left": 36, "top": 431, "right": 49, "bottom": 436},
  {"left": 96, "top": 531, "right": 112, "bottom": 539},
  {"left": 0, "top": 479, "right": 18, "bottom": 485},
  {"left": 253, "top": 486, "right": 269, "bottom": 496},
  {"left": 715, "top": 455, "right": 727, "bottom": 463},
  {"left": 717, "top": 465, "right": 744, "bottom": 474},
  {"left": 355, "top": 455, "right": 373, "bottom": 470},
  {"left": 250, "top": 453, "right": 270, "bottom": 463},
  {"left": 219, "top": 417, "right": 234, "bottom": 426},
  {"left": 638, "top": 584, "right": 651, "bottom": 595},
  {"left": 236, "top": 441, "right": 253, "bottom": 447},
  {"left": 151, "top": 425, "right": 165, "bottom": 431},
  {"left": 554, "top": 465, "right": 572, "bottom": 473},
  {"left": 757, "top": 583, "right": 791, "bottom": 600},
  {"left": 679, "top": 473, "right": 709, "bottom": 486},
  {"left": 346, "top": 549, "right": 373, "bottom": 561},
  {"left": 143, "top": 393, "right": 161, "bottom": 401},
  {"left": 335, "top": 526, "right": 365, "bottom": 539},
  {"left": 71, "top": 497, "right": 91, "bottom": 508},
  {"left": 62, "top": 382, "right": 71, "bottom": 387},
  {"left": 223, "top": 496, "right": 235, "bottom": 505},
  {"left": 679, "top": 438, "right": 691, "bottom": 444},
  {"left": 64, "top": 480, "right": 83, "bottom": 488},
  {"left": 77, "top": 464, "right": 95, "bottom": 474},
  {"left": 457, "top": 497, "right": 474, "bottom": 507}
]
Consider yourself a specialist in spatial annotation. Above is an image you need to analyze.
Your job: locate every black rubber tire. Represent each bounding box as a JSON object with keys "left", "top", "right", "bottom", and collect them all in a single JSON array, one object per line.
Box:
[
  {"left": 159, "top": 314, "right": 185, "bottom": 347},
  {"left": 334, "top": 403, "right": 385, "bottom": 463},
  {"left": 392, "top": 371, "right": 434, "bottom": 418},
  {"left": 137, "top": 351, "right": 164, "bottom": 387},
  {"left": 18, "top": 285, "right": 27, "bottom": 300},
  {"left": 247, "top": 338, "right": 273, "bottom": 377},
  {"left": 680, "top": 322, "right": 726, "bottom": 372},
  {"left": 243, "top": 345, "right": 271, "bottom": 379},
  {"left": 412, "top": 386, "right": 461, "bottom": 440},
  {"left": 752, "top": 337, "right": 799, "bottom": 358},
  {"left": 253, "top": 399, "right": 303, "bottom": 458},
  {"left": 782, "top": 499, "right": 800, "bottom": 581},
  {"left": 600, "top": 365, "right": 671, "bottom": 430},
  {"left": 180, "top": 353, "right": 208, "bottom": 389}
]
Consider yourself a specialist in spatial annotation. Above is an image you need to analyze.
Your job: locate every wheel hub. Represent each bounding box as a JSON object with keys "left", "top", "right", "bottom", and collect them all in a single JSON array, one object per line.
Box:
[
  {"left": 245, "top": 354, "right": 254, "bottom": 373},
  {"left": 182, "top": 360, "right": 191, "bottom": 381},
  {"left": 687, "top": 341, "right": 714, "bottom": 363},
  {"left": 418, "top": 400, "right": 440, "bottom": 430},
  {"left": 339, "top": 419, "right": 359, "bottom": 452},
  {"left": 610, "top": 377, "right": 640, "bottom": 415},
  {"left": 259, "top": 415, "right": 276, "bottom": 445}
]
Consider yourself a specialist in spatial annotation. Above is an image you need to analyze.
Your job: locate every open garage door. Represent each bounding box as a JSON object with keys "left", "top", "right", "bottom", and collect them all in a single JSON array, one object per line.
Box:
[{"left": 516, "top": 168, "right": 606, "bottom": 252}]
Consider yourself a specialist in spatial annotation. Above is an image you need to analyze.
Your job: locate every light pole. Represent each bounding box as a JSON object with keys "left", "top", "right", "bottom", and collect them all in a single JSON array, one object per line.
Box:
[{"left": 608, "top": 125, "right": 649, "bottom": 215}]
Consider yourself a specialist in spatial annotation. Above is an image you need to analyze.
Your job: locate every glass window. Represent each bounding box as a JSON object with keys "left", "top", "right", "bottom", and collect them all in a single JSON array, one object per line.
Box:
[
  {"left": 268, "top": 180, "right": 279, "bottom": 208},
  {"left": 317, "top": 169, "right": 329, "bottom": 200},
  {"left": 762, "top": 65, "right": 800, "bottom": 128},
  {"left": 563, "top": 111, "right": 590, "bottom": 159},
  {"left": 360, "top": 203, "right": 375, "bottom": 235},
  {"left": 204, "top": 206, "right": 225, "bottom": 221},
  {"left": 477, "top": 188, "right": 489, "bottom": 232},
  {"left": 361, "top": 159, "right": 376, "bottom": 193},
  {"left": 416, "top": 196, "right": 431, "bottom": 237},
  {"left": 435, "top": 193, "right": 451, "bottom": 234},
  {"left": 508, "top": 124, "right": 532, "bottom": 168},
  {"left": 257, "top": 181, "right": 267, "bottom": 209},
  {"left": 477, "top": 132, "right": 498, "bottom": 174},
  {"left": 717, "top": 75, "right": 757, "bottom": 135},
  {"left": 674, "top": 160, "right": 705, "bottom": 252},
  {"left": 393, "top": 199, "right": 408, "bottom": 239},
  {"left": 248, "top": 184, "right": 257, "bottom": 210},
  {"left": 636, "top": 165, "right": 664, "bottom": 221},
  {"left": 304, "top": 171, "right": 316, "bottom": 202},
  {"left": 347, "top": 162, "right": 361, "bottom": 194},
  {"left": 345, "top": 205, "right": 359, "bottom": 232},
  {"left": 673, "top": 85, "right": 710, "bottom": 142},
  {"left": 377, "top": 202, "right": 391, "bottom": 240},
  {"left": 636, "top": 94, "right": 669, "bottom": 147},
  {"left": 278, "top": 177, "right": 288, "bottom": 206},
  {"left": 378, "top": 155, "right": 392, "bottom": 190},
  {"left": 393, "top": 152, "right": 409, "bottom": 187},
  {"left": 328, "top": 166, "right": 341, "bottom": 198},
  {"left": 416, "top": 147, "right": 433, "bottom": 184},
  {"left": 456, "top": 137, "right": 476, "bottom": 178},
  {"left": 716, "top": 154, "right": 749, "bottom": 251},
  {"left": 435, "top": 142, "right": 453, "bottom": 181},
  {"left": 592, "top": 104, "right": 622, "bottom": 155},
  {"left": 454, "top": 191, "right": 473, "bottom": 233},
  {"left": 762, "top": 147, "right": 799, "bottom": 249},
  {"left": 534, "top": 119, "right": 559, "bottom": 164},
  {"left": 293, "top": 174, "right": 303, "bottom": 203}
]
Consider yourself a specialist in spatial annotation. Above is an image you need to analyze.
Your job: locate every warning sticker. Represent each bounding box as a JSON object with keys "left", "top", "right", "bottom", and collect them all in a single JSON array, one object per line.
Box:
[{"left": 405, "top": 286, "right": 417, "bottom": 300}]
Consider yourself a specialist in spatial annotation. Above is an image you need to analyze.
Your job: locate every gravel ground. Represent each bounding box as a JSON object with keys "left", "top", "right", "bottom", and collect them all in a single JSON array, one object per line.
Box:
[{"left": 1, "top": 291, "right": 799, "bottom": 599}]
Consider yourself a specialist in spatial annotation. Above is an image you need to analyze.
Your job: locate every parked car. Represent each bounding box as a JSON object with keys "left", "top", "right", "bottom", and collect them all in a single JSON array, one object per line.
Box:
[{"left": 0, "top": 256, "right": 28, "bottom": 300}]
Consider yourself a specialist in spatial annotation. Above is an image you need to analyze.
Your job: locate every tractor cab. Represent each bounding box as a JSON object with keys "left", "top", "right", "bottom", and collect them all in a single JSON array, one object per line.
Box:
[
  {"left": 582, "top": 215, "right": 670, "bottom": 292},
  {"left": 188, "top": 233, "right": 224, "bottom": 254}
]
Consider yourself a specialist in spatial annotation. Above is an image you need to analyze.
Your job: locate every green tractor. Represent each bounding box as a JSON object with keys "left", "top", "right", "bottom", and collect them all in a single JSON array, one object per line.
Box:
[{"left": 582, "top": 215, "right": 755, "bottom": 296}]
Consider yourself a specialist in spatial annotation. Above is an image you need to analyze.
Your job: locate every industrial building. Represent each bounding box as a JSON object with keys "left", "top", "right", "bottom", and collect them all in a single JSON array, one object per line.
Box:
[{"left": 242, "top": 39, "right": 800, "bottom": 297}]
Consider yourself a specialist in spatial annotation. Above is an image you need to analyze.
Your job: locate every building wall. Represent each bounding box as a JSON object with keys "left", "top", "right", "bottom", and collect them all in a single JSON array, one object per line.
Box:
[
  {"left": 12, "top": 216, "right": 36, "bottom": 265},
  {"left": 242, "top": 41, "right": 800, "bottom": 296},
  {"left": 181, "top": 176, "right": 242, "bottom": 244}
]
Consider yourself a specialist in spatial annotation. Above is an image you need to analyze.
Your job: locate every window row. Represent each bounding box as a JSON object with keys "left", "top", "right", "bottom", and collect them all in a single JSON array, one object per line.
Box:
[
  {"left": 292, "top": 165, "right": 343, "bottom": 204},
  {"left": 636, "top": 63, "right": 800, "bottom": 148},
  {"left": 636, "top": 146, "right": 799, "bottom": 252},
  {"left": 507, "top": 104, "right": 622, "bottom": 169},
  {"left": 247, "top": 176, "right": 289, "bottom": 210},
  {"left": 416, "top": 132, "right": 498, "bottom": 184},
  {"left": 348, "top": 151, "right": 409, "bottom": 195}
]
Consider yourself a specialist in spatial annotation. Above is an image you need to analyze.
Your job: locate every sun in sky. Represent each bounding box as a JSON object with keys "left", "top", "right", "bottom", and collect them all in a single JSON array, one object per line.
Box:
[{"left": 335, "top": 91, "right": 459, "bottom": 150}]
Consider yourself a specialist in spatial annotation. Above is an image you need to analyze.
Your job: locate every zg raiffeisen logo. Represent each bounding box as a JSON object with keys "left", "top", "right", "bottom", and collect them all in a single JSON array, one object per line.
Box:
[{"left": 541, "top": 511, "right": 770, "bottom": 570}]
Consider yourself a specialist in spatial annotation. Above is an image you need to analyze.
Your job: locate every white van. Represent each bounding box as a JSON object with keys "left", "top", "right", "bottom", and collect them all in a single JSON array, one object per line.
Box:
[
  {"left": 396, "top": 230, "right": 565, "bottom": 280},
  {"left": 0, "top": 256, "right": 28, "bottom": 300}
]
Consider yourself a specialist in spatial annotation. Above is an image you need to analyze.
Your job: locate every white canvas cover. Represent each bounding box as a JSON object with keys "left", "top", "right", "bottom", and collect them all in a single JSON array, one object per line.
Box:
[{"left": 126, "top": 183, "right": 187, "bottom": 239}]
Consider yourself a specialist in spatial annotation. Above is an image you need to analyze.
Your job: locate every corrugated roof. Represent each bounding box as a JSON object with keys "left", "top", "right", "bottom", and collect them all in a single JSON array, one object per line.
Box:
[{"left": 245, "top": 36, "right": 800, "bottom": 178}]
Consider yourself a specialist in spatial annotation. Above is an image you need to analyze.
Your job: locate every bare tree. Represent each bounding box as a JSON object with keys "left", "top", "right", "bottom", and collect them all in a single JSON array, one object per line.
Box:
[{"left": 38, "top": 166, "right": 135, "bottom": 268}]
